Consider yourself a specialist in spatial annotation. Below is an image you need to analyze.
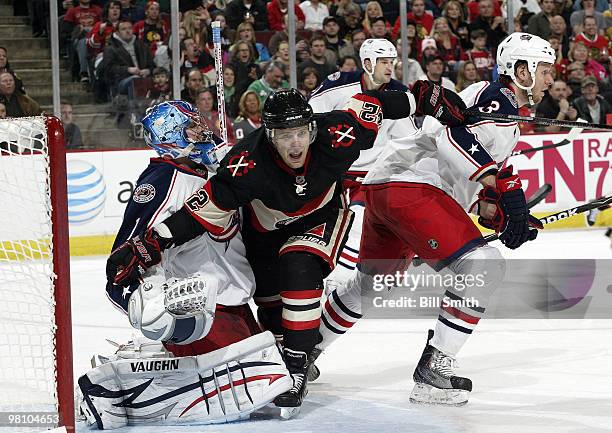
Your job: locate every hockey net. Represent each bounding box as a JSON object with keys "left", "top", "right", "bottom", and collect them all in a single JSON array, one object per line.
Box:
[{"left": 0, "top": 117, "right": 74, "bottom": 431}]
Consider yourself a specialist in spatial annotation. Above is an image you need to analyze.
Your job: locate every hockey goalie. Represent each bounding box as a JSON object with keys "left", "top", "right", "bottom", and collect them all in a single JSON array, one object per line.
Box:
[{"left": 78, "top": 101, "right": 291, "bottom": 429}]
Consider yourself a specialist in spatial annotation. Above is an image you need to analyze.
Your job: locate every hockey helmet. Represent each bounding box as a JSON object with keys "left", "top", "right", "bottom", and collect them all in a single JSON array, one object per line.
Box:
[
  {"left": 497, "top": 32, "right": 555, "bottom": 101},
  {"left": 262, "top": 89, "right": 316, "bottom": 142},
  {"left": 141, "top": 100, "right": 222, "bottom": 167},
  {"left": 359, "top": 38, "right": 397, "bottom": 84}
]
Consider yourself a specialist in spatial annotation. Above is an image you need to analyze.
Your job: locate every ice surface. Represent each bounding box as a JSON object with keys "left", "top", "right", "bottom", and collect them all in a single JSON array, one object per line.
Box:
[{"left": 72, "top": 229, "right": 612, "bottom": 432}]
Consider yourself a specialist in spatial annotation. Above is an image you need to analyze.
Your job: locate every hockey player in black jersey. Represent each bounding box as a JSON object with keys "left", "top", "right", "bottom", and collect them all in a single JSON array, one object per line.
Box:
[{"left": 106, "top": 85, "right": 467, "bottom": 418}]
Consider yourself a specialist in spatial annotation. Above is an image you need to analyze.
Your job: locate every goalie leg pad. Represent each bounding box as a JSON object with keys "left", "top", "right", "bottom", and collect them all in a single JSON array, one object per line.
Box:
[{"left": 77, "top": 331, "right": 292, "bottom": 429}]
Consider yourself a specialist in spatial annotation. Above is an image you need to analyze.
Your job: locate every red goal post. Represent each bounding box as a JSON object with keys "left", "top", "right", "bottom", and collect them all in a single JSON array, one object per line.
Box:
[{"left": 0, "top": 116, "right": 74, "bottom": 431}]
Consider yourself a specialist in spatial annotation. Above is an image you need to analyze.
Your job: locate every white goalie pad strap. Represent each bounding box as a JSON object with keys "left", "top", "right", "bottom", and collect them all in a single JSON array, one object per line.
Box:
[{"left": 78, "top": 331, "right": 292, "bottom": 430}]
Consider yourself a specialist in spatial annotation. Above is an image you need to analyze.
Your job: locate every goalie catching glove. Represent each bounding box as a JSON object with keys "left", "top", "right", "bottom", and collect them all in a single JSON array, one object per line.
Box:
[
  {"left": 106, "top": 227, "right": 173, "bottom": 287},
  {"left": 477, "top": 165, "right": 543, "bottom": 249},
  {"left": 411, "top": 80, "right": 466, "bottom": 127}
]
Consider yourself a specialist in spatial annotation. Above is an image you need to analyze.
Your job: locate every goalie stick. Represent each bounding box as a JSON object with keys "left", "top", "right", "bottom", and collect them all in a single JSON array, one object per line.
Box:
[
  {"left": 411, "top": 184, "right": 553, "bottom": 266},
  {"left": 463, "top": 109, "right": 612, "bottom": 131},
  {"left": 211, "top": 22, "right": 228, "bottom": 149}
]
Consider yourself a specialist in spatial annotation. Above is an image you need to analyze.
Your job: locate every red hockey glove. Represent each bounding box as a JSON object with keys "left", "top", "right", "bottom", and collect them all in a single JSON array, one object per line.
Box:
[
  {"left": 477, "top": 166, "right": 543, "bottom": 250},
  {"left": 106, "top": 229, "right": 169, "bottom": 287},
  {"left": 411, "top": 80, "right": 466, "bottom": 127}
]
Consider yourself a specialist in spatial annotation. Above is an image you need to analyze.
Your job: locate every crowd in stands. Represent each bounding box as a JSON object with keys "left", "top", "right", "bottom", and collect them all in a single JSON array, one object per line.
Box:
[{"left": 6, "top": 0, "right": 612, "bottom": 146}]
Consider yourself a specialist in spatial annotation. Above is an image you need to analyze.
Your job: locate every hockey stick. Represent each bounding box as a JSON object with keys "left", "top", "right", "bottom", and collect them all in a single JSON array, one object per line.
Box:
[
  {"left": 411, "top": 184, "right": 552, "bottom": 266},
  {"left": 480, "top": 193, "right": 612, "bottom": 243},
  {"left": 463, "top": 109, "right": 612, "bottom": 131},
  {"left": 211, "top": 22, "right": 228, "bottom": 146},
  {"left": 506, "top": 121, "right": 586, "bottom": 159}
]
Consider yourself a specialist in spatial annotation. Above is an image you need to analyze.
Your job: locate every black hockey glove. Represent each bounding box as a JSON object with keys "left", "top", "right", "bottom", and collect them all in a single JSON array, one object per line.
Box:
[
  {"left": 411, "top": 80, "right": 466, "bottom": 127},
  {"left": 477, "top": 166, "right": 543, "bottom": 250},
  {"left": 106, "top": 228, "right": 171, "bottom": 287}
]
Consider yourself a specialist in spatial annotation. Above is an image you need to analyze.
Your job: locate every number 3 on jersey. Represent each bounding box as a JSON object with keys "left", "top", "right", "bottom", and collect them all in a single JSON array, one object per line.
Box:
[{"left": 478, "top": 100, "right": 500, "bottom": 113}]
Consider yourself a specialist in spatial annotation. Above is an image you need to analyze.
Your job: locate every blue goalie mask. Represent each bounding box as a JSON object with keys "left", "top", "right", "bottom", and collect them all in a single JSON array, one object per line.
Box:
[{"left": 141, "top": 100, "right": 222, "bottom": 167}]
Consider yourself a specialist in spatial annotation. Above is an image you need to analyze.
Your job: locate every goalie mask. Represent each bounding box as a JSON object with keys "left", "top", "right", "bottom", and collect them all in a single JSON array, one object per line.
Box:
[{"left": 141, "top": 100, "right": 224, "bottom": 167}]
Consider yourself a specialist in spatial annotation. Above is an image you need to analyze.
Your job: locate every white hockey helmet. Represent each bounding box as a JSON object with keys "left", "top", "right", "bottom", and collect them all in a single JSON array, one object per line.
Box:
[
  {"left": 497, "top": 32, "right": 556, "bottom": 103},
  {"left": 359, "top": 38, "right": 397, "bottom": 85}
]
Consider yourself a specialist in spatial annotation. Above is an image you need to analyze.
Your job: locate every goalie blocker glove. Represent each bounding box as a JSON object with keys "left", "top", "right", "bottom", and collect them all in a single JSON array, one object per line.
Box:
[
  {"left": 411, "top": 80, "right": 466, "bottom": 127},
  {"left": 106, "top": 226, "right": 173, "bottom": 287},
  {"left": 477, "top": 165, "right": 543, "bottom": 249}
]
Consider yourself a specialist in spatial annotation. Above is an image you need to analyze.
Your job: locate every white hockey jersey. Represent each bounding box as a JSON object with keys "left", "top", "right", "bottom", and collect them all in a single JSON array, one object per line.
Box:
[
  {"left": 107, "top": 158, "right": 255, "bottom": 313},
  {"left": 364, "top": 81, "right": 521, "bottom": 210},
  {"left": 308, "top": 70, "right": 418, "bottom": 176}
]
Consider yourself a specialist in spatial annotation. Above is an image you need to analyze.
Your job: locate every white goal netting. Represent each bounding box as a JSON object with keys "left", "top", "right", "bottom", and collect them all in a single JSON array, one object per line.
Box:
[{"left": 0, "top": 117, "right": 60, "bottom": 418}]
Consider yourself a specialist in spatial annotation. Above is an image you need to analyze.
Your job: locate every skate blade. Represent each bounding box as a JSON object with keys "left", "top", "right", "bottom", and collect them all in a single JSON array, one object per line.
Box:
[
  {"left": 307, "top": 363, "right": 320, "bottom": 382},
  {"left": 409, "top": 383, "right": 469, "bottom": 406},
  {"left": 279, "top": 406, "right": 302, "bottom": 420}
]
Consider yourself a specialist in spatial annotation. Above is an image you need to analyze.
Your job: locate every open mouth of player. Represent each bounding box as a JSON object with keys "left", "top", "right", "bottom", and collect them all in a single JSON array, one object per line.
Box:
[{"left": 289, "top": 151, "right": 303, "bottom": 161}]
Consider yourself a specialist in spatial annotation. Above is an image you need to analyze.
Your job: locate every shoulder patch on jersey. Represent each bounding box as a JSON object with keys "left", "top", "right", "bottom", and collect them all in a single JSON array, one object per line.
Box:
[
  {"left": 500, "top": 87, "right": 518, "bottom": 108},
  {"left": 132, "top": 183, "right": 156, "bottom": 203},
  {"left": 328, "top": 71, "right": 341, "bottom": 81},
  {"left": 226, "top": 150, "right": 256, "bottom": 177}
]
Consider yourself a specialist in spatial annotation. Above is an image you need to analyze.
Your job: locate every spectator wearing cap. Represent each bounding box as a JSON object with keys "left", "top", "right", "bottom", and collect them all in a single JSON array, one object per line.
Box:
[
  {"left": 323, "top": 16, "right": 355, "bottom": 66},
  {"left": 570, "top": 0, "right": 607, "bottom": 31},
  {"left": 298, "top": 35, "right": 338, "bottom": 81},
  {"left": 573, "top": 76, "right": 612, "bottom": 124},
  {"left": 392, "top": 0, "right": 433, "bottom": 40},
  {"left": 526, "top": 0, "right": 555, "bottom": 39},
  {"left": 443, "top": 1, "right": 470, "bottom": 50},
  {"left": 468, "top": 0, "right": 506, "bottom": 52},
  {"left": 0, "top": 72, "right": 41, "bottom": 117},
  {"left": 418, "top": 55, "right": 455, "bottom": 90},
  {"left": 419, "top": 37, "right": 438, "bottom": 63},
  {"left": 536, "top": 80, "right": 578, "bottom": 132},
  {"left": 574, "top": 16, "right": 610, "bottom": 64},
  {"left": 132, "top": 1, "right": 169, "bottom": 59},
  {"left": 467, "top": 29, "right": 494, "bottom": 80},
  {"left": 225, "top": 0, "right": 268, "bottom": 31},
  {"left": 267, "top": 0, "right": 305, "bottom": 31},
  {"left": 369, "top": 16, "right": 391, "bottom": 40},
  {"left": 299, "top": 0, "right": 329, "bottom": 31},
  {"left": 247, "top": 61, "right": 289, "bottom": 105}
]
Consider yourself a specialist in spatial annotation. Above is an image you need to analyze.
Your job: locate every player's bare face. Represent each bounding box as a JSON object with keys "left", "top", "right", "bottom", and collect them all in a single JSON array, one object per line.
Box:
[
  {"left": 373, "top": 58, "right": 394, "bottom": 84},
  {"left": 272, "top": 126, "right": 311, "bottom": 169},
  {"left": 531, "top": 63, "right": 554, "bottom": 104}
]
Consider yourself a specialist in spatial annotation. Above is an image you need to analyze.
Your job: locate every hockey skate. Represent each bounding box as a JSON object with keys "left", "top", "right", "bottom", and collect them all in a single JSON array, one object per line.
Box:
[
  {"left": 410, "top": 330, "right": 472, "bottom": 406},
  {"left": 274, "top": 348, "right": 309, "bottom": 420},
  {"left": 306, "top": 347, "right": 322, "bottom": 382}
]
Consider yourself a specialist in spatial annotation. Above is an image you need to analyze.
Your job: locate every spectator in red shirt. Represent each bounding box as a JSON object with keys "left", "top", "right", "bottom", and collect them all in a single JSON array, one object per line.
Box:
[
  {"left": 132, "top": 1, "right": 169, "bottom": 56},
  {"left": 571, "top": 40, "right": 608, "bottom": 80},
  {"left": 466, "top": 29, "right": 494, "bottom": 80},
  {"left": 392, "top": 0, "right": 434, "bottom": 40},
  {"left": 574, "top": 16, "right": 610, "bottom": 64},
  {"left": 466, "top": 0, "right": 502, "bottom": 22},
  {"left": 63, "top": 0, "right": 103, "bottom": 82},
  {"left": 87, "top": 1, "right": 122, "bottom": 61},
  {"left": 431, "top": 17, "right": 467, "bottom": 72},
  {"left": 267, "top": 0, "right": 305, "bottom": 31},
  {"left": 467, "top": 0, "right": 506, "bottom": 53}
]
